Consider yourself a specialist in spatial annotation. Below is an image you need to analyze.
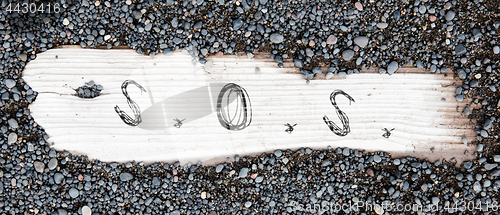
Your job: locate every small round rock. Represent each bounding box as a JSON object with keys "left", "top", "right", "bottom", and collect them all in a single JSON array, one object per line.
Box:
[
  {"left": 34, "top": 161, "right": 45, "bottom": 173},
  {"left": 354, "top": 2, "right": 363, "bottom": 11},
  {"left": 81, "top": 206, "right": 92, "bottom": 215},
  {"left": 69, "top": 188, "right": 79, "bottom": 198},
  {"left": 48, "top": 158, "right": 58, "bottom": 170}
]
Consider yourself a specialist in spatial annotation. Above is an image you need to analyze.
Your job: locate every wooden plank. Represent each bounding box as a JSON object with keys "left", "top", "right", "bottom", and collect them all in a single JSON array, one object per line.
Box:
[{"left": 23, "top": 47, "right": 476, "bottom": 165}]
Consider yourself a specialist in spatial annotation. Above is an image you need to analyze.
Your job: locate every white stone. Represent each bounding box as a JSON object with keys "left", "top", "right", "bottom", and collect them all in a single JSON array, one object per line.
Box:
[{"left": 63, "top": 18, "right": 70, "bottom": 26}]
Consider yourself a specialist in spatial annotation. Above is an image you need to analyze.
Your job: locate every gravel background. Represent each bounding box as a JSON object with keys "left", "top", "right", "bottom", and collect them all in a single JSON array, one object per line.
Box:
[{"left": 1, "top": 0, "right": 500, "bottom": 214}]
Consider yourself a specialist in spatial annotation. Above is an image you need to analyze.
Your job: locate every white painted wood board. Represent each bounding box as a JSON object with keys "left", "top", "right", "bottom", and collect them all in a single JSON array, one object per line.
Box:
[{"left": 22, "top": 47, "right": 476, "bottom": 165}]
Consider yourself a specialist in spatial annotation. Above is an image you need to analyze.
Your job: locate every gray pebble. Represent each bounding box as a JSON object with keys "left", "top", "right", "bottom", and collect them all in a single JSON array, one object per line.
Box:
[
  {"left": 494, "top": 46, "right": 500, "bottom": 54},
  {"left": 354, "top": 36, "right": 369, "bottom": 48},
  {"left": 48, "top": 158, "right": 58, "bottom": 170},
  {"left": 325, "top": 72, "right": 334, "bottom": 80},
  {"left": 419, "top": 5, "right": 427, "bottom": 14},
  {"left": 326, "top": 35, "right": 337, "bottom": 45},
  {"left": 69, "top": 188, "right": 79, "bottom": 198},
  {"left": 274, "top": 150, "right": 282, "bottom": 157},
  {"left": 301, "top": 70, "right": 314, "bottom": 80},
  {"left": 294, "top": 59, "right": 303, "bottom": 68},
  {"left": 456, "top": 94, "right": 464, "bottom": 102},
  {"left": 6, "top": 118, "right": 17, "bottom": 128},
  {"left": 373, "top": 155, "right": 381, "bottom": 163},
  {"left": 54, "top": 173, "right": 64, "bottom": 184},
  {"left": 377, "top": 22, "right": 388, "bottom": 29},
  {"left": 342, "top": 49, "right": 355, "bottom": 61},
  {"left": 270, "top": 33, "right": 284, "bottom": 44},
  {"left": 485, "top": 163, "right": 498, "bottom": 171},
  {"left": 432, "top": 197, "right": 439, "bottom": 204},
  {"left": 4, "top": 79, "right": 15, "bottom": 89},
  {"left": 312, "top": 67, "right": 322, "bottom": 74},
  {"left": 455, "top": 44, "right": 467, "bottom": 55},
  {"left": 342, "top": 148, "right": 350, "bottom": 156},
  {"left": 387, "top": 61, "right": 399, "bottom": 75},
  {"left": 120, "top": 173, "right": 134, "bottom": 181},
  {"left": 233, "top": 18, "right": 244, "bottom": 31},
  {"left": 473, "top": 181, "right": 482, "bottom": 193},
  {"left": 338, "top": 72, "right": 347, "bottom": 78},
  {"left": 239, "top": 168, "right": 249, "bottom": 178},
  {"left": 255, "top": 176, "right": 264, "bottom": 183},
  {"left": 7, "top": 133, "right": 17, "bottom": 144},
  {"left": 483, "top": 119, "right": 493, "bottom": 130},
  {"left": 481, "top": 130, "right": 488, "bottom": 137},
  {"left": 445, "top": 11, "right": 455, "bottom": 21},
  {"left": 81, "top": 206, "right": 92, "bottom": 215},
  {"left": 216, "top": 164, "right": 224, "bottom": 173},
  {"left": 458, "top": 69, "right": 467, "bottom": 79},
  {"left": 494, "top": 155, "right": 500, "bottom": 162},
  {"left": 34, "top": 161, "right": 45, "bottom": 173},
  {"left": 245, "top": 201, "right": 252, "bottom": 208}
]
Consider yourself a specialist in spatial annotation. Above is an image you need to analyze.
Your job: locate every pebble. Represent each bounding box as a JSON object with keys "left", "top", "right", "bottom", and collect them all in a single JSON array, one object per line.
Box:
[
  {"left": 63, "top": 18, "right": 70, "bottom": 26},
  {"left": 69, "top": 188, "right": 79, "bottom": 198},
  {"left": 255, "top": 176, "right": 264, "bottom": 183},
  {"left": 274, "top": 150, "right": 282, "bottom": 157},
  {"left": 239, "top": 168, "right": 249, "bottom": 178},
  {"left": 7, "top": 132, "right": 17, "bottom": 144},
  {"left": 81, "top": 206, "right": 92, "bottom": 215},
  {"left": 338, "top": 72, "right": 347, "bottom": 78},
  {"left": 354, "top": 36, "right": 369, "bottom": 48},
  {"left": 342, "top": 49, "right": 355, "bottom": 61},
  {"left": 201, "top": 191, "right": 207, "bottom": 199},
  {"left": 445, "top": 11, "right": 456, "bottom": 21},
  {"left": 481, "top": 130, "right": 488, "bottom": 137},
  {"left": 455, "top": 44, "right": 467, "bottom": 55},
  {"left": 19, "top": 54, "right": 27, "bottom": 61},
  {"left": 4, "top": 79, "right": 15, "bottom": 88},
  {"left": 120, "top": 173, "right": 134, "bottom": 181},
  {"left": 312, "top": 67, "right": 322, "bottom": 74},
  {"left": 245, "top": 201, "right": 252, "bottom": 208},
  {"left": 458, "top": 70, "right": 467, "bottom": 79},
  {"left": 377, "top": 23, "right": 388, "bottom": 29},
  {"left": 233, "top": 19, "right": 244, "bottom": 31},
  {"left": 494, "top": 46, "right": 500, "bottom": 54},
  {"left": 294, "top": 59, "right": 304, "bottom": 68},
  {"left": 48, "top": 158, "right": 58, "bottom": 170},
  {"left": 34, "top": 161, "right": 45, "bottom": 173},
  {"left": 387, "top": 61, "right": 399, "bottom": 75},
  {"left": 494, "top": 155, "right": 500, "bottom": 162},
  {"left": 473, "top": 181, "right": 482, "bottom": 193},
  {"left": 270, "top": 33, "right": 284, "bottom": 44},
  {"left": 325, "top": 72, "right": 334, "bottom": 80},
  {"left": 484, "top": 163, "right": 498, "bottom": 171},
  {"left": 326, "top": 35, "right": 337, "bottom": 45},
  {"left": 216, "top": 164, "right": 224, "bottom": 173},
  {"left": 483, "top": 119, "right": 493, "bottom": 130},
  {"left": 373, "top": 155, "right": 381, "bottom": 163},
  {"left": 54, "top": 173, "right": 64, "bottom": 184},
  {"left": 354, "top": 2, "right": 363, "bottom": 11}
]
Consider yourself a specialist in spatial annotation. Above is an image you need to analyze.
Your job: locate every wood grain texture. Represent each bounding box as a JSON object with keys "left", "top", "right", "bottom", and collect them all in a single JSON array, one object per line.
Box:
[{"left": 23, "top": 47, "right": 476, "bottom": 165}]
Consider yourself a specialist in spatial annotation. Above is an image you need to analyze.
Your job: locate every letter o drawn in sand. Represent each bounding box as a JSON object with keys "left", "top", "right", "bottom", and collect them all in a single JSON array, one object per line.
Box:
[{"left": 216, "top": 83, "right": 252, "bottom": 130}]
